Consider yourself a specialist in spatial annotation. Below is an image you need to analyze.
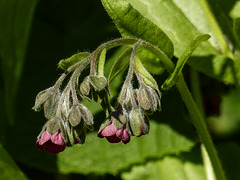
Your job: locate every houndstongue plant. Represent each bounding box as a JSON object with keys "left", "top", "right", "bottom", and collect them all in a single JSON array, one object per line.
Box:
[
  {"left": 31, "top": 0, "right": 240, "bottom": 179},
  {"left": 32, "top": 33, "right": 223, "bottom": 174}
]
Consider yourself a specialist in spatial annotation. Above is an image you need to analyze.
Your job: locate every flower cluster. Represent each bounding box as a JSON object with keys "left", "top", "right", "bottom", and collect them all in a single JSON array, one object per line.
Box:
[
  {"left": 97, "top": 42, "right": 161, "bottom": 144},
  {"left": 98, "top": 77, "right": 160, "bottom": 144},
  {"left": 33, "top": 39, "right": 161, "bottom": 153},
  {"left": 33, "top": 72, "right": 94, "bottom": 153}
]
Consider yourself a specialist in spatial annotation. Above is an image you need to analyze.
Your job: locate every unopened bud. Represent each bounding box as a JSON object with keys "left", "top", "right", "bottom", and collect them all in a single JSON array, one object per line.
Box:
[
  {"left": 68, "top": 105, "right": 82, "bottom": 127},
  {"left": 129, "top": 108, "right": 142, "bottom": 136},
  {"left": 80, "top": 76, "right": 90, "bottom": 97},
  {"left": 89, "top": 75, "right": 108, "bottom": 92},
  {"left": 32, "top": 87, "right": 56, "bottom": 112},
  {"left": 137, "top": 86, "right": 161, "bottom": 113},
  {"left": 121, "top": 86, "right": 136, "bottom": 111},
  {"left": 68, "top": 104, "right": 94, "bottom": 130},
  {"left": 44, "top": 89, "right": 61, "bottom": 119},
  {"left": 79, "top": 104, "right": 94, "bottom": 131},
  {"left": 129, "top": 108, "right": 149, "bottom": 137},
  {"left": 137, "top": 88, "right": 151, "bottom": 111}
]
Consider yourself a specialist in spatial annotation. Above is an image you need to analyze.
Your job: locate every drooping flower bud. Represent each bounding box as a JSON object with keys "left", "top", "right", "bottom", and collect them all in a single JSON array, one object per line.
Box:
[
  {"left": 44, "top": 89, "right": 61, "bottom": 119},
  {"left": 68, "top": 104, "right": 94, "bottom": 130},
  {"left": 79, "top": 76, "right": 91, "bottom": 97},
  {"left": 119, "top": 84, "right": 137, "bottom": 112},
  {"left": 129, "top": 108, "right": 149, "bottom": 137},
  {"left": 80, "top": 75, "right": 111, "bottom": 103},
  {"left": 36, "top": 118, "right": 66, "bottom": 154},
  {"left": 32, "top": 87, "right": 58, "bottom": 112},
  {"left": 137, "top": 86, "right": 161, "bottom": 113},
  {"left": 98, "top": 106, "right": 130, "bottom": 144}
]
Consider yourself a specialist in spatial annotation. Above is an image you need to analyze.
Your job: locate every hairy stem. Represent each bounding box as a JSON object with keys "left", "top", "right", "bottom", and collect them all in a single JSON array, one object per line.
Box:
[{"left": 176, "top": 74, "right": 225, "bottom": 180}]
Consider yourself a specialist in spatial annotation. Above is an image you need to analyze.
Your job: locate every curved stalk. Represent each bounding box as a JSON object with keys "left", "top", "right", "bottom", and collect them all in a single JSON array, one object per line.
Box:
[{"left": 176, "top": 74, "right": 225, "bottom": 180}]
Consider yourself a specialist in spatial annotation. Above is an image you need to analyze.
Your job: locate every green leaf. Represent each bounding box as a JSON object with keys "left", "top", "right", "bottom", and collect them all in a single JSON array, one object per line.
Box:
[
  {"left": 0, "top": 0, "right": 39, "bottom": 123},
  {"left": 108, "top": 46, "right": 131, "bottom": 83},
  {"left": 127, "top": 0, "right": 218, "bottom": 57},
  {"left": 136, "top": 46, "right": 165, "bottom": 75},
  {"left": 230, "top": 1, "right": 240, "bottom": 19},
  {"left": 98, "top": 48, "right": 107, "bottom": 76},
  {"left": 188, "top": 55, "right": 239, "bottom": 85},
  {"left": 135, "top": 57, "right": 159, "bottom": 90},
  {"left": 57, "top": 121, "right": 194, "bottom": 174},
  {"left": 0, "top": 145, "right": 27, "bottom": 180},
  {"left": 126, "top": 0, "right": 239, "bottom": 84},
  {"left": 122, "top": 149, "right": 206, "bottom": 180},
  {"left": 101, "top": 0, "right": 174, "bottom": 59},
  {"left": 162, "top": 34, "right": 211, "bottom": 90},
  {"left": 58, "top": 52, "right": 90, "bottom": 71}
]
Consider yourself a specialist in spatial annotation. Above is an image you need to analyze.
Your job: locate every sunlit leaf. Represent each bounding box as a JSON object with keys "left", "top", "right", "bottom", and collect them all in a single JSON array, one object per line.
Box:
[
  {"left": 127, "top": 0, "right": 217, "bottom": 57},
  {"left": 122, "top": 148, "right": 206, "bottom": 180},
  {"left": 101, "top": 0, "right": 173, "bottom": 75},
  {"left": 57, "top": 121, "right": 194, "bottom": 174},
  {"left": 101, "top": 0, "right": 174, "bottom": 58},
  {"left": 126, "top": 0, "right": 239, "bottom": 84}
]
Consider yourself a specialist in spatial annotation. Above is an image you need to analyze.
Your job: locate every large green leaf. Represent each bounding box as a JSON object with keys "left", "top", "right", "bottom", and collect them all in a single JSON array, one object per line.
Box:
[
  {"left": 0, "top": 145, "right": 27, "bottom": 180},
  {"left": 57, "top": 121, "right": 194, "bottom": 174},
  {"left": 101, "top": 0, "right": 173, "bottom": 75},
  {"left": 0, "top": 0, "right": 39, "bottom": 123},
  {"left": 126, "top": 0, "right": 240, "bottom": 84},
  {"left": 101, "top": 0, "right": 173, "bottom": 58},
  {"left": 127, "top": 0, "right": 218, "bottom": 57},
  {"left": 121, "top": 148, "right": 206, "bottom": 180}
]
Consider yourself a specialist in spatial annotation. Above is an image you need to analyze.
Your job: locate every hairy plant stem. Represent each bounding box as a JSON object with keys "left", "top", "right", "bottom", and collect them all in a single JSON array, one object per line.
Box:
[
  {"left": 176, "top": 74, "right": 225, "bottom": 180},
  {"left": 119, "top": 41, "right": 141, "bottom": 107},
  {"left": 190, "top": 69, "right": 216, "bottom": 180},
  {"left": 90, "top": 38, "right": 138, "bottom": 75}
]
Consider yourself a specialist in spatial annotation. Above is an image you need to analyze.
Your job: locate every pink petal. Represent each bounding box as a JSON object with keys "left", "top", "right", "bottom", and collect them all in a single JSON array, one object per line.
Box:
[
  {"left": 51, "top": 132, "right": 65, "bottom": 146},
  {"left": 116, "top": 128, "right": 123, "bottom": 138},
  {"left": 36, "top": 139, "right": 45, "bottom": 151},
  {"left": 38, "top": 131, "right": 51, "bottom": 145},
  {"left": 106, "top": 135, "right": 121, "bottom": 143},
  {"left": 101, "top": 123, "right": 117, "bottom": 137},
  {"left": 45, "top": 141, "right": 66, "bottom": 154},
  {"left": 122, "top": 129, "right": 130, "bottom": 144}
]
